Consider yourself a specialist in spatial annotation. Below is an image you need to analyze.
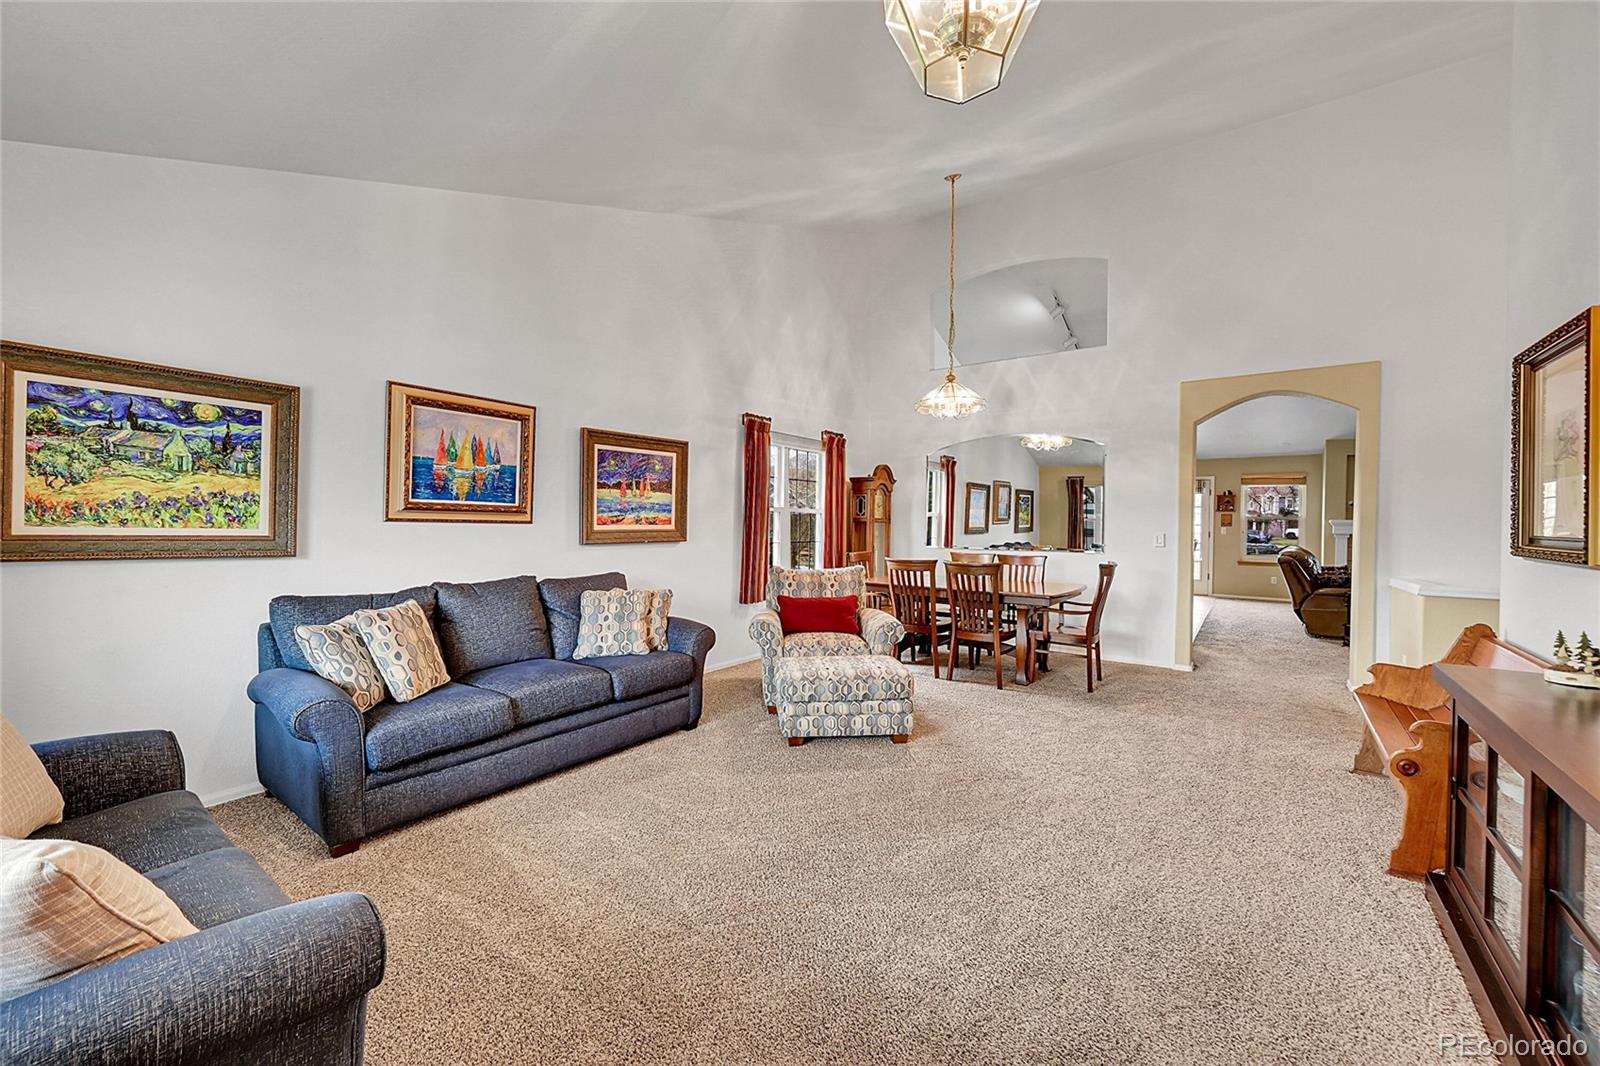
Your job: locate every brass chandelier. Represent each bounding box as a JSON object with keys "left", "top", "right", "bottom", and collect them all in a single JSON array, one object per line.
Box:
[
  {"left": 915, "top": 173, "right": 987, "bottom": 420},
  {"left": 885, "top": 0, "right": 1041, "bottom": 105}
]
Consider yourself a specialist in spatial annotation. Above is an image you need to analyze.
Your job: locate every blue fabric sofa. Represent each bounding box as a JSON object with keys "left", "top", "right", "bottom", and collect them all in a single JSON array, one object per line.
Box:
[
  {"left": 1, "top": 729, "right": 384, "bottom": 1066},
  {"left": 248, "top": 572, "right": 715, "bottom": 855}
]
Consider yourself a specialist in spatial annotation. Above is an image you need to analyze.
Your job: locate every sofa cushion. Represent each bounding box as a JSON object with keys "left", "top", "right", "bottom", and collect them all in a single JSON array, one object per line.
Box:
[
  {"left": 269, "top": 585, "right": 439, "bottom": 672},
  {"left": 36, "top": 791, "right": 232, "bottom": 874},
  {"left": 580, "top": 651, "right": 696, "bottom": 701},
  {"left": 433, "top": 576, "right": 552, "bottom": 674},
  {"left": 144, "top": 845, "right": 291, "bottom": 930},
  {"left": 362, "top": 683, "right": 515, "bottom": 772},
  {"left": 539, "top": 572, "right": 627, "bottom": 660},
  {"left": 0, "top": 837, "right": 199, "bottom": 1000},
  {"left": 1, "top": 713, "right": 63, "bottom": 838},
  {"left": 460, "top": 659, "right": 614, "bottom": 726}
]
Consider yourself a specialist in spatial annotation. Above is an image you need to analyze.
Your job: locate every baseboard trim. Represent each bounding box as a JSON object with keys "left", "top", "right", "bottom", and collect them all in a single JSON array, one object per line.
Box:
[
  {"left": 708, "top": 653, "right": 760, "bottom": 673},
  {"left": 1208, "top": 593, "right": 1292, "bottom": 604},
  {"left": 202, "top": 783, "right": 265, "bottom": 808}
]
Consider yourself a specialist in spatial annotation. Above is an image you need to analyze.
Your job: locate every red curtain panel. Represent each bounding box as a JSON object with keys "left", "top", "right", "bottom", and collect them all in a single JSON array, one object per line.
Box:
[
  {"left": 821, "top": 430, "right": 848, "bottom": 569},
  {"left": 939, "top": 455, "right": 957, "bottom": 548},
  {"left": 1065, "top": 475, "right": 1086, "bottom": 552},
  {"left": 739, "top": 413, "right": 773, "bottom": 604}
]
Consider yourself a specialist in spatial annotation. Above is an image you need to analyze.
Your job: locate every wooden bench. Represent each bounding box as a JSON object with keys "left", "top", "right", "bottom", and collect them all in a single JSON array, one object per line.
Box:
[{"left": 1351, "top": 624, "right": 1545, "bottom": 879}]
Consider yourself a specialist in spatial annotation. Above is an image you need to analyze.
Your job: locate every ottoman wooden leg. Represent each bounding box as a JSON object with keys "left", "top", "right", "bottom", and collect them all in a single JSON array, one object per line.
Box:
[
  {"left": 767, "top": 705, "right": 777, "bottom": 715},
  {"left": 788, "top": 736, "right": 805, "bottom": 746},
  {"left": 891, "top": 734, "right": 910, "bottom": 744}
]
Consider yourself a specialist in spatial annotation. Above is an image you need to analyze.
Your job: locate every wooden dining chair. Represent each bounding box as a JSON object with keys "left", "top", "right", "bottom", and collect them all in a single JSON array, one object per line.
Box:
[
  {"left": 945, "top": 561, "right": 1015, "bottom": 689},
  {"left": 994, "top": 552, "right": 1046, "bottom": 629},
  {"left": 847, "top": 550, "right": 890, "bottom": 610},
  {"left": 949, "top": 551, "right": 996, "bottom": 564},
  {"left": 886, "top": 559, "right": 946, "bottom": 672},
  {"left": 1033, "top": 561, "right": 1117, "bottom": 693}
]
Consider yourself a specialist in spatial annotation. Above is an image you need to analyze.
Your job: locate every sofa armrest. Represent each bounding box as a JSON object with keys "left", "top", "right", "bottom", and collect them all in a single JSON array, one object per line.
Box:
[
  {"left": 247, "top": 668, "right": 363, "bottom": 746},
  {"left": 0, "top": 892, "right": 385, "bottom": 1066},
  {"left": 748, "top": 609, "right": 784, "bottom": 658},
  {"left": 31, "top": 731, "right": 185, "bottom": 821},
  {"left": 666, "top": 616, "right": 716, "bottom": 663},
  {"left": 859, "top": 608, "right": 905, "bottom": 656}
]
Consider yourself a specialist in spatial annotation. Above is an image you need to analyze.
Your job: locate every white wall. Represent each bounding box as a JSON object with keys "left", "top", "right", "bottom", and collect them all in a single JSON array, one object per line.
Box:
[
  {"left": 0, "top": 143, "right": 865, "bottom": 802},
  {"left": 1497, "top": 2, "right": 1600, "bottom": 651},
  {"left": 843, "top": 54, "right": 1514, "bottom": 670},
  {"left": 934, "top": 435, "right": 1040, "bottom": 548}
]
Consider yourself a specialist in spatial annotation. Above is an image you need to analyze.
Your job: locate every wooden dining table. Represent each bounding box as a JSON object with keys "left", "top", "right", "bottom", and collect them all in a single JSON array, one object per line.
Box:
[{"left": 864, "top": 573, "right": 1087, "bottom": 686}]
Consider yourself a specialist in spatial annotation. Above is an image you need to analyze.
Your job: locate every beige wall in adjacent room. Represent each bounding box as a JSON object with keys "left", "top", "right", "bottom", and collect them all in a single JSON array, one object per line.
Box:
[
  {"left": 1196, "top": 454, "right": 1325, "bottom": 601},
  {"left": 1036, "top": 464, "right": 1105, "bottom": 549},
  {"left": 1388, "top": 586, "right": 1501, "bottom": 667},
  {"left": 1320, "top": 438, "right": 1356, "bottom": 558}
]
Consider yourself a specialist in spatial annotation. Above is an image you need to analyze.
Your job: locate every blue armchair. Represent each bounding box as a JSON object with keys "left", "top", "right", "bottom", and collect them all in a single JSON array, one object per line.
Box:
[{"left": 1, "top": 730, "right": 385, "bottom": 1065}]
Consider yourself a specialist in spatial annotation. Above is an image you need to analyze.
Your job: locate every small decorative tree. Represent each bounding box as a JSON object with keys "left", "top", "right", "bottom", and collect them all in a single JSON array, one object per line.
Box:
[
  {"left": 1554, "top": 630, "right": 1571, "bottom": 665},
  {"left": 1579, "top": 632, "right": 1597, "bottom": 675}
]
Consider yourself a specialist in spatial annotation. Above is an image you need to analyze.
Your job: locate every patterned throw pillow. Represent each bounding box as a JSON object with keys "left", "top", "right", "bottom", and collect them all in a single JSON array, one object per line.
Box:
[
  {"left": 0, "top": 837, "right": 198, "bottom": 998},
  {"left": 293, "top": 615, "right": 388, "bottom": 711},
  {"left": 0, "top": 715, "right": 63, "bottom": 839},
  {"left": 351, "top": 599, "right": 450, "bottom": 702},
  {"left": 643, "top": 588, "right": 672, "bottom": 652},
  {"left": 572, "top": 588, "right": 654, "bottom": 659}
]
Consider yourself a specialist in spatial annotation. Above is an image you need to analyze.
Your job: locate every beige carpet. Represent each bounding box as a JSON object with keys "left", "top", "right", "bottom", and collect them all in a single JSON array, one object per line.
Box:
[{"left": 215, "top": 600, "right": 1486, "bottom": 1065}]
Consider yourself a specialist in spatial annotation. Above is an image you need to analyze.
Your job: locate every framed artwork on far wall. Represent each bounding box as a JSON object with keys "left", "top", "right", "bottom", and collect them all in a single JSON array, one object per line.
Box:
[
  {"left": 1510, "top": 307, "right": 1600, "bottom": 566},
  {"left": 580, "top": 427, "right": 688, "bottom": 544},
  {"left": 964, "top": 482, "right": 990, "bottom": 534},
  {"left": 991, "top": 480, "right": 1012, "bottom": 524},
  {"left": 2, "top": 340, "right": 299, "bottom": 561},
  {"left": 1014, "top": 489, "right": 1035, "bottom": 533},
  {"left": 385, "top": 381, "right": 535, "bottom": 523}
]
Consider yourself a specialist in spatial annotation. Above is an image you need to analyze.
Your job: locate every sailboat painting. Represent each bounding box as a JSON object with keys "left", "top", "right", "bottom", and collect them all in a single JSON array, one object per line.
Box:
[{"left": 385, "top": 382, "right": 535, "bottom": 523}]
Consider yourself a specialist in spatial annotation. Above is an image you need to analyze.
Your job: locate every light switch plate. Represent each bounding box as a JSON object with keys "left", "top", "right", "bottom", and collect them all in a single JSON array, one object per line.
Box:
[{"left": 1153, "top": 533, "right": 1167, "bottom": 548}]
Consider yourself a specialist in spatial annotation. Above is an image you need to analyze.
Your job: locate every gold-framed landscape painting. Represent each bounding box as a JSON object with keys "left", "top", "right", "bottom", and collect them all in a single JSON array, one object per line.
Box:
[
  {"left": 580, "top": 427, "right": 688, "bottom": 544},
  {"left": 2, "top": 341, "right": 299, "bottom": 561},
  {"left": 992, "top": 480, "right": 1012, "bottom": 523},
  {"left": 1014, "top": 489, "right": 1035, "bottom": 533},
  {"left": 385, "top": 382, "right": 535, "bottom": 523}
]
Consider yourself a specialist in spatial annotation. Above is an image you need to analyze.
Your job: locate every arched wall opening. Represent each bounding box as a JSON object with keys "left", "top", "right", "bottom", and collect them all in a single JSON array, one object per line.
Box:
[{"left": 1176, "top": 362, "right": 1381, "bottom": 685}]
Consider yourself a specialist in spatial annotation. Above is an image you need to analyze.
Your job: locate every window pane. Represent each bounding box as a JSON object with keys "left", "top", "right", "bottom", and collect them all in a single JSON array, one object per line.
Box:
[
  {"left": 790, "top": 512, "right": 816, "bottom": 569},
  {"left": 1243, "top": 482, "right": 1303, "bottom": 558},
  {"left": 788, "top": 448, "right": 817, "bottom": 510},
  {"left": 769, "top": 444, "right": 780, "bottom": 507},
  {"left": 1550, "top": 911, "right": 1599, "bottom": 1050}
]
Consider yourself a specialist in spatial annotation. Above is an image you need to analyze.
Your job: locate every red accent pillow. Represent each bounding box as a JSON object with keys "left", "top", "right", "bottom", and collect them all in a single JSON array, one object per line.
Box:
[{"left": 776, "top": 595, "right": 861, "bottom": 637}]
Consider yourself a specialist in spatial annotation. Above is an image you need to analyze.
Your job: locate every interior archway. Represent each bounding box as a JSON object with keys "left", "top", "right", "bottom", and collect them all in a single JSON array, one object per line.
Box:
[{"left": 1175, "top": 363, "right": 1381, "bottom": 685}]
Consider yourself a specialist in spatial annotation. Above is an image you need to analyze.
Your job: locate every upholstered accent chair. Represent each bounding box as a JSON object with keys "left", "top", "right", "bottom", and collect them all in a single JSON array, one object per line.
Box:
[
  {"left": 748, "top": 565, "right": 904, "bottom": 711},
  {"left": 1277, "top": 547, "right": 1351, "bottom": 640}
]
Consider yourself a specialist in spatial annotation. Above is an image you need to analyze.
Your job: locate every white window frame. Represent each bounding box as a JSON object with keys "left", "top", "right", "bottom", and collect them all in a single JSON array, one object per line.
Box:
[
  {"left": 770, "top": 433, "right": 825, "bottom": 570},
  {"left": 926, "top": 458, "right": 944, "bottom": 546}
]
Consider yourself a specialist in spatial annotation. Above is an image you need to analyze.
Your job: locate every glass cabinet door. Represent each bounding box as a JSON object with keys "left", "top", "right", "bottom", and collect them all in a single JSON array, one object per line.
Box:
[
  {"left": 1450, "top": 721, "right": 1527, "bottom": 970},
  {"left": 1546, "top": 801, "right": 1599, "bottom": 1062}
]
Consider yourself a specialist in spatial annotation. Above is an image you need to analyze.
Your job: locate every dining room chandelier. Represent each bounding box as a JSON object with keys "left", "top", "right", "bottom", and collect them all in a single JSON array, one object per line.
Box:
[
  {"left": 884, "top": 0, "right": 1041, "bottom": 105},
  {"left": 914, "top": 174, "right": 987, "bottom": 420},
  {"left": 1020, "top": 434, "right": 1074, "bottom": 452}
]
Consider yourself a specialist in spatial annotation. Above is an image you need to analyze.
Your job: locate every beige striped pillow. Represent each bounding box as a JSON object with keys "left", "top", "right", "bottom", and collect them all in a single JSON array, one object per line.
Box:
[
  {"left": 351, "top": 599, "right": 450, "bottom": 702},
  {"left": 0, "top": 837, "right": 198, "bottom": 997},
  {"left": 1, "top": 714, "right": 64, "bottom": 838}
]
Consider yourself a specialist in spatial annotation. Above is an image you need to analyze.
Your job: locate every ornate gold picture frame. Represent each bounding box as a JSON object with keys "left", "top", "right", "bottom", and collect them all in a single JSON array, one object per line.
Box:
[
  {"left": 384, "top": 381, "right": 535, "bottom": 523},
  {"left": 1511, "top": 307, "right": 1600, "bottom": 566},
  {"left": 2, "top": 341, "right": 299, "bottom": 561},
  {"left": 579, "top": 427, "right": 688, "bottom": 544}
]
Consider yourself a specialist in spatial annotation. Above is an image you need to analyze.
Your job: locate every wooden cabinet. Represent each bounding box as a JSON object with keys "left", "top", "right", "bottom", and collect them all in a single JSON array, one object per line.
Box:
[
  {"left": 848, "top": 465, "right": 894, "bottom": 578},
  {"left": 1433, "top": 665, "right": 1600, "bottom": 1065}
]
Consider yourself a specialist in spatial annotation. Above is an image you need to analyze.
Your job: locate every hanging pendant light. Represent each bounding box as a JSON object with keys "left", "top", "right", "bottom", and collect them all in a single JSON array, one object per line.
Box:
[
  {"left": 915, "top": 173, "right": 987, "bottom": 420},
  {"left": 885, "top": 0, "right": 1041, "bottom": 105}
]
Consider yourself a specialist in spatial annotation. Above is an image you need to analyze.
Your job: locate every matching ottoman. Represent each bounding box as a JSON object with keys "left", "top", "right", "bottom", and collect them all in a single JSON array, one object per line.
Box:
[{"left": 772, "top": 655, "right": 914, "bottom": 745}]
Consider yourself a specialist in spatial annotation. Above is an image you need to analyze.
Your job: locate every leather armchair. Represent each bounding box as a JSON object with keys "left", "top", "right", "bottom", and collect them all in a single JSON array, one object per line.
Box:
[{"left": 1277, "top": 547, "right": 1351, "bottom": 640}]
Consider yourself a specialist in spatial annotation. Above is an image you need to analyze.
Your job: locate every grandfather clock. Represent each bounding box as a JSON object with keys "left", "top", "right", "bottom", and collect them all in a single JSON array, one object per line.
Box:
[{"left": 848, "top": 465, "right": 895, "bottom": 578}]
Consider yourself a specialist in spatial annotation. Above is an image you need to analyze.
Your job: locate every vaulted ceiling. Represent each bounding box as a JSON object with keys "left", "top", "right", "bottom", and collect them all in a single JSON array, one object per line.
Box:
[{"left": 1, "top": 1, "right": 1510, "bottom": 224}]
